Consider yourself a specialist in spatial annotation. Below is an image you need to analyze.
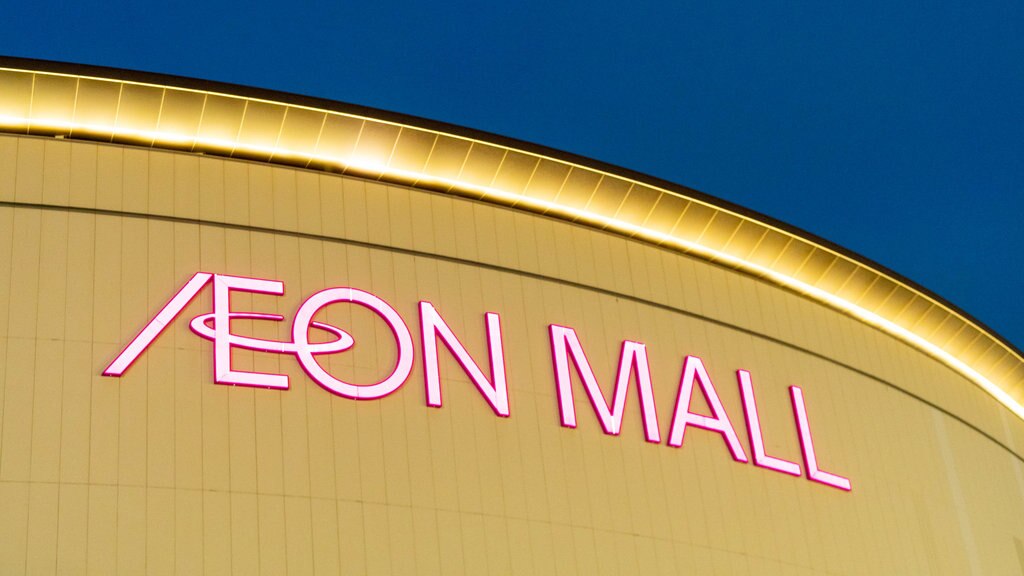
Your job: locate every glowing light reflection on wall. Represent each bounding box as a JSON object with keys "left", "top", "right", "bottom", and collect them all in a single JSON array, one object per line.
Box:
[{"left": 1, "top": 112, "right": 1020, "bottom": 422}]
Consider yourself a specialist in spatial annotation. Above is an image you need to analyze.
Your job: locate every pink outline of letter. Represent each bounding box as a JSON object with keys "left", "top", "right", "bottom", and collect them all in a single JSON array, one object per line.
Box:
[
  {"left": 737, "top": 370, "right": 801, "bottom": 476},
  {"left": 667, "top": 355, "right": 748, "bottom": 462},
  {"left": 549, "top": 325, "right": 661, "bottom": 443},
  {"left": 420, "top": 302, "right": 510, "bottom": 417},
  {"left": 213, "top": 274, "right": 288, "bottom": 389},
  {"left": 790, "top": 386, "right": 852, "bottom": 491},
  {"left": 102, "top": 272, "right": 214, "bottom": 376},
  {"left": 293, "top": 287, "right": 414, "bottom": 400}
]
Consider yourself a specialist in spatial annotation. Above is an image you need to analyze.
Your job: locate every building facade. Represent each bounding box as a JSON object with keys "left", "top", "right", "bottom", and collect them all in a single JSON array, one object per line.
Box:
[{"left": 1, "top": 57, "right": 1023, "bottom": 574}]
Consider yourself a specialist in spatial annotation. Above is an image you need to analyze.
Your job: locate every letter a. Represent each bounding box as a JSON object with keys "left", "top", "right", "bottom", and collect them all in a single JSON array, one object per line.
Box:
[
  {"left": 103, "top": 272, "right": 214, "bottom": 376},
  {"left": 668, "top": 355, "right": 748, "bottom": 462}
]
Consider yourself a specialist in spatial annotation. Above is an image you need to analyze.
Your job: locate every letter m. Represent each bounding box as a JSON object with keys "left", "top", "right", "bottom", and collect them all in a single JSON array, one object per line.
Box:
[{"left": 549, "top": 325, "right": 661, "bottom": 443}]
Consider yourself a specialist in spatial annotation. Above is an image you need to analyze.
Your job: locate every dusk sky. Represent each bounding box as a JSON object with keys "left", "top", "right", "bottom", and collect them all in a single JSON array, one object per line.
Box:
[{"left": 4, "top": 1, "right": 1021, "bottom": 348}]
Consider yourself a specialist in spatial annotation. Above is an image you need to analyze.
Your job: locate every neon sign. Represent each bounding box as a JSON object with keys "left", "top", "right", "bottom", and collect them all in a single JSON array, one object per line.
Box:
[{"left": 103, "top": 272, "right": 851, "bottom": 492}]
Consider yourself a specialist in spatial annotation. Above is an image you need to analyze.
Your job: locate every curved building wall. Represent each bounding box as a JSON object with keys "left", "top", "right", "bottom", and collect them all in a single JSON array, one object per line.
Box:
[{"left": 1, "top": 132, "right": 1024, "bottom": 575}]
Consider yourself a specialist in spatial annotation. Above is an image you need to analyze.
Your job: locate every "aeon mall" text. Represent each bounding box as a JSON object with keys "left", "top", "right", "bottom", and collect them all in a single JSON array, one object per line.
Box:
[{"left": 103, "top": 272, "right": 851, "bottom": 492}]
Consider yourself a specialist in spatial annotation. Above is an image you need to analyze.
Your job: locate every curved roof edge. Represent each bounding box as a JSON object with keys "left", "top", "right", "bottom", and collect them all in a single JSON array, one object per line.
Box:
[{"left": 1, "top": 56, "right": 1022, "bottom": 419}]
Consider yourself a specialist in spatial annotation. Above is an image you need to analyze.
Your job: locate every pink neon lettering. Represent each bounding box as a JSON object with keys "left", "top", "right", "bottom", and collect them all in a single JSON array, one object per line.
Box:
[
  {"left": 737, "top": 370, "right": 801, "bottom": 476},
  {"left": 102, "top": 272, "right": 214, "bottom": 376},
  {"left": 105, "top": 272, "right": 364, "bottom": 393},
  {"left": 189, "top": 312, "right": 353, "bottom": 355},
  {"left": 549, "top": 325, "right": 661, "bottom": 443},
  {"left": 293, "top": 288, "right": 414, "bottom": 400},
  {"left": 213, "top": 274, "right": 289, "bottom": 389},
  {"left": 420, "top": 302, "right": 510, "bottom": 417},
  {"left": 790, "top": 386, "right": 852, "bottom": 491},
  {"left": 103, "top": 272, "right": 853, "bottom": 495},
  {"left": 667, "top": 355, "right": 748, "bottom": 462}
]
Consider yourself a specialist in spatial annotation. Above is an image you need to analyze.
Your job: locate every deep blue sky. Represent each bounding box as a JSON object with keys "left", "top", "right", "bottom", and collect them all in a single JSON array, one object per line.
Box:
[{"left": 4, "top": 1, "right": 1022, "bottom": 348}]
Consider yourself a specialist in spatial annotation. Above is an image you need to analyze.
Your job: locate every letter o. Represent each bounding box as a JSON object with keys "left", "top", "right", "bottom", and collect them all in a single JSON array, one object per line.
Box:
[{"left": 292, "top": 287, "right": 414, "bottom": 399}]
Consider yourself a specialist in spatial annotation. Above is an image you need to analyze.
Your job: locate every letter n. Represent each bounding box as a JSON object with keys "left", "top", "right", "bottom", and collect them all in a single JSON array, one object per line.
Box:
[{"left": 420, "top": 302, "right": 509, "bottom": 417}]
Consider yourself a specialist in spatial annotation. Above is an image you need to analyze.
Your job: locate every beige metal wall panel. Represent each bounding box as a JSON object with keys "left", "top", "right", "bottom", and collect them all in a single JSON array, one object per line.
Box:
[
  {"left": 196, "top": 94, "right": 246, "bottom": 148},
  {"left": 155, "top": 89, "right": 206, "bottom": 149},
  {"left": 29, "top": 74, "right": 78, "bottom": 127},
  {"left": 0, "top": 134, "right": 1022, "bottom": 574},
  {"left": 116, "top": 83, "right": 164, "bottom": 145},
  {"left": 73, "top": 78, "right": 122, "bottom": 140}
]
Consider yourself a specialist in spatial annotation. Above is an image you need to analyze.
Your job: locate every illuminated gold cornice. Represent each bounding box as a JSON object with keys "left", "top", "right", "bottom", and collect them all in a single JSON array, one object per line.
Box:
[{"left": 1, "top": 60, "right": 1021, "bottom": 419}]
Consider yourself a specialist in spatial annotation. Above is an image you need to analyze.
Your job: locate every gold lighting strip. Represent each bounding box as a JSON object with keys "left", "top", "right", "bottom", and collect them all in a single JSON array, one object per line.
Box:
[{"left": 1, "top": 64, "right": 1022, "bottom": 420}]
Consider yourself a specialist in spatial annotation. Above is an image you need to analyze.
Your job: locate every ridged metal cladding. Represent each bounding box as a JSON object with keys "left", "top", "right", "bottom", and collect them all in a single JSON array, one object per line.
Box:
[{"left": 1, "top": 63, "right": 1021, "bottom": 419}]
